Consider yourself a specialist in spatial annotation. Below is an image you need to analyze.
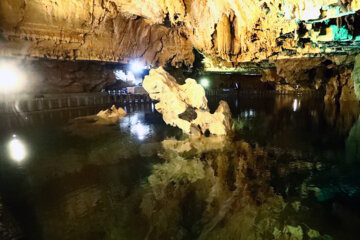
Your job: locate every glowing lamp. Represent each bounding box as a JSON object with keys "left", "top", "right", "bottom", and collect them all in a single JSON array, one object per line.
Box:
[
  {"left": 200, "top": 78, "right": 209, "bottom": 88},
  {"left": 0, "top": 62, "right": 25, "bottom": 93},
  {"left": 129, "top": 60, "right": 144, "bottom": 74},
  {"left": 8, "top": 136, "right": 27, "bottom": 162}
]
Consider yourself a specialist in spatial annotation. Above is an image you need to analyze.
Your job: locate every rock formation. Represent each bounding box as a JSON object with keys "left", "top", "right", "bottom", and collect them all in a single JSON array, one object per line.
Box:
[
  {"left": 3, "top": 59, "right": 117, "bottom": 94},
  {"left": 258, "top": 55, "right": 360, "bottom": 101},
  {"left": 97, "top": 105, "right": 126, "bottom": 122},
  {"left": 2, "top": 0, "right": 360, "bottom": 68},
  {"left": 143, "top": 67, "right": 232, "bottom": 135},
  {"left": 325, "top": 68, "right": 358, "bottom": 102},
  {"left": 68, "top": 105, "right": 126, "bottom": 131},
  {"left": 351, "top": 54, "right": 360, "bottom": 99},
  {"left": 0, "top": 0, "right": 194, "bottom": 66},
  {"left": 1, "top": 1, "right": 360, "bottom": 100}
]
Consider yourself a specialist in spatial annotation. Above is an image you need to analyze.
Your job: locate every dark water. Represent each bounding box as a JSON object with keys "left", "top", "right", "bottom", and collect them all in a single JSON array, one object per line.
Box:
[{"left": 1, "top": 94, "right": 360, "bottom": 240}]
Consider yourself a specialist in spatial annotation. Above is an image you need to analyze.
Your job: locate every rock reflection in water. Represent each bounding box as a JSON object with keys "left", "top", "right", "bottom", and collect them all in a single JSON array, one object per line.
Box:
[
  {"left": 140, "top": 135, "right": 328, "bottom": 240},
  {"left": 346, "top": 114, "right": 360, "bottom": 162},
  {"left": 3, "top": 97, "right": 360, "bottom": 240},
  {"left": 20, "top": 132, "right": 333, "bottom": 240}
]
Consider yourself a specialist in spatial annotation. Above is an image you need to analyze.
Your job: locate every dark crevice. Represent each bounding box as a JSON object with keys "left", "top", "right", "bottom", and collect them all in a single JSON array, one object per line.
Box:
[
  {"left": 178, "top": 107, "right": 197, "bottom": 122},
  {"left": 210, "top": 24, "right": 218, "bottom": 50}
]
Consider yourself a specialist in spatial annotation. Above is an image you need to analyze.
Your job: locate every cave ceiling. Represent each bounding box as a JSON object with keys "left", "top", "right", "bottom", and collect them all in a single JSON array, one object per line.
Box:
[{"left": 1, "top": 0, "right": 360, "bottom": 69}]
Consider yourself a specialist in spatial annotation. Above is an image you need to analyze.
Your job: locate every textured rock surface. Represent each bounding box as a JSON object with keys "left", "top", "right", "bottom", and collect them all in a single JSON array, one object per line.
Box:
[
  {"left": 143, "top": 67, "right": 232, "bottom": 135},
  {"left": 19, "top": 59, "right": 117, "bottom": 93},
  {"left": 2, "top": 0, "right": 360, "bottom": 67},
  {"left": 0, "top": 0, "right": 194, "bottom": 66},
  {"left": 260, "top": 56, "right": 360, "bottom": 98},
  {"left": 97, "top": 105, "right": 127, "bottom": 123},
  {"left": 325, "top": 69, "right": 358, "bottom": 102},
  {"left": 351, "top": 54, "right": 360, "bottom": 99}
]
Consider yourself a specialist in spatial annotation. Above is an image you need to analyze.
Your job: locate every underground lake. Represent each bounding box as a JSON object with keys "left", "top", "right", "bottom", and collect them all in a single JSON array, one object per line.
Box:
[{"left": 1, "top": 93, "right": 360, "bottom": 240}]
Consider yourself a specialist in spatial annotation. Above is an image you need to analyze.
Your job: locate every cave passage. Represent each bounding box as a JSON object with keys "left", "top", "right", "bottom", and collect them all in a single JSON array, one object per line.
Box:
[{"left": 2, "top": 1, "right": 360, "bottom": 239}]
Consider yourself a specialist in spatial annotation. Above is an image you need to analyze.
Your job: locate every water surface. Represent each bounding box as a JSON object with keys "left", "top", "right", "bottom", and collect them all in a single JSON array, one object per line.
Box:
[{"left": 1, "top": 95, "right": 360, "bottom": 240}]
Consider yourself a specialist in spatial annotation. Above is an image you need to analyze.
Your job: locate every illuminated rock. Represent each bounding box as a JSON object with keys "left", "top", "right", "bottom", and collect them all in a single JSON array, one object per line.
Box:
[
  {"left": 193, "top": 100, "right": 233, "bottom": 136},
  {"left": 67, "top": 105, "right": 127, "bottom": 134},
  {"left": 97, "top": 105, "right": 127, "bottom": 123},
  {"left": 1, "top": 0, "right": 360, "bottom": 67},
  {"left": 326, "top": 69, "right": 357, "bottom": 102},
  {"left": 143, "top": 67, "right": 232, "bottom": 135},
  {"left": 0, "top": 0, "right": 194, "bottom": 66}
]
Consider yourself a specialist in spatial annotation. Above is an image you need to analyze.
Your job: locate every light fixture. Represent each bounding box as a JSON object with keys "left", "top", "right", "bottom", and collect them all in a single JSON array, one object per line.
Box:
[
  {"left": 129, "top": 60, "right": 144, "bottom": 74},
  {"left": 7, "top": 135, "right": 27, "bottom": 163},
  {"left": 200, "top": 78, "right": 209, "bottom": 88},
  {"left": 0, "top": 62, "right": 26, "bottom": 93}
]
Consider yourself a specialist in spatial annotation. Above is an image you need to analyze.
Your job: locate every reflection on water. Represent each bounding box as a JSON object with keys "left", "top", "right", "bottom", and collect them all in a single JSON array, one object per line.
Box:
[
  {"left": 7, "top": 135, "right": 27, "bottom": 163},
  {"left": 0, "top": 95, "right": 360, "bottom": 239},
  {"left": 120, "top": 113, "right": 153, "bottom": 141},
  {"left": 346, "top": 115, "right": 360, "bottom": 163},
  {"left": 142, "top": 136, "right": 330, "bottom": 240},
  {"left": 292, "top": 99, "right": 300, "bottom": 112}
]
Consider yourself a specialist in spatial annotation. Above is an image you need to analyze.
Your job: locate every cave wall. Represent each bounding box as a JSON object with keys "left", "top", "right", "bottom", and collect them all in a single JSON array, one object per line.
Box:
[
  {"left": 260, "top": 55, "right": 359, "bottom": 101},
  {"left": 2, "top": 0, "right": 360, "bottom": 67},
  {"left": 11, "top": 59, "right": 117, "bottom": 94},
  {"left": 0, "top": 0, "right": 194, "bottom": 66}
]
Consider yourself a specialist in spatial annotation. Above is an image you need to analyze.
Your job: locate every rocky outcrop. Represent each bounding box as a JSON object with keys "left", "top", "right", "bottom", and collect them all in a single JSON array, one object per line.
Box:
[
  {"left": 97, "top": 105, "right": 126, "bottom": 123},
  {"left": 325, "top": 69, "right": 358, "bottom": 102},
  {"left": 2, "top": 1, "right": 360, "bottom": 67},
  {"left": 351, "top": 54, "right": 360, "bottom": 99},
  {"left": 19, "top": 59, "right": 117, "bottom": 94},
  {"left": 0, "top": 0, "right": 194, "bottom": 66},
  {"left": 260, "top": 56, "right": 360, "bottom": 98},
  {"left": 143, "top": 67, "right": 232, "bottom": 135}
]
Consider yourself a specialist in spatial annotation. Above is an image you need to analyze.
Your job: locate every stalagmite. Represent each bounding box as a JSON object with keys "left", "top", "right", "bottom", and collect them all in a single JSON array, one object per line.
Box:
[{"left": 143, "top": 67, "right": 233, "bottom": 136}]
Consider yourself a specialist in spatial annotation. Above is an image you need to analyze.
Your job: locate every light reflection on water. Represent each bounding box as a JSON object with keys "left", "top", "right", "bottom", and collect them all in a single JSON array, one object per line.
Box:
[
  {"left": 7, "top": 136, "right": 27, "bottom": 163},
  {"left": 0, "top": 95, "right": 360, "bottom": 239},
  {"left": 120, "top": 112, "right": 153, "bottom": 141}
]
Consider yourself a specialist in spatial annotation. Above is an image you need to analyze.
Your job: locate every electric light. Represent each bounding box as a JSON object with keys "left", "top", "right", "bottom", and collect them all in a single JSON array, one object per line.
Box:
[
  {"left": 129, "top": 60, "right": 144, "bottom": 74},
  {"left": 7, "top": 136, "right": 28, "bottom": 162},
  {"left": 200, "top": 78, "right": 209, "bottom": 88},
  {"left": 0, "top": 62, "right": 26, "bottom": 93}
]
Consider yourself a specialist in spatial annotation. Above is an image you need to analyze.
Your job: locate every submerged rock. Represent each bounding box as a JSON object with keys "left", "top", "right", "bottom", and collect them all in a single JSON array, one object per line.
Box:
[{"left": 143, "top": 67, "right": 232, "bottom": 136}]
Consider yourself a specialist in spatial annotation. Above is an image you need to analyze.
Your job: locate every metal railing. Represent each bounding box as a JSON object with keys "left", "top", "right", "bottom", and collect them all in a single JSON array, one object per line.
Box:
[{"left": 0, "top": 93, "right": 152, "bottom": 113}]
